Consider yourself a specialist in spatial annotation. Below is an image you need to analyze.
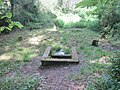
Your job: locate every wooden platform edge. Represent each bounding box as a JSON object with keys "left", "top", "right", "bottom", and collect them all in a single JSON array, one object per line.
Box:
[
  {"left": 72, "top": 47, "right": 79, "bottom": 62},
  {"left": 41, "top": 58, "right": 79, "bottom": 63},
  {"left": 41, "top": 47, "right": 79, "bottom": 63},
  {"left": 42, "top": 46, "right": 52, "bottom": 58}
]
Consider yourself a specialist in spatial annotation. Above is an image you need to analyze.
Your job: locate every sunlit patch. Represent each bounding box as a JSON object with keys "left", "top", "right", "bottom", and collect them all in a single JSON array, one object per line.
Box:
[
  {"left": 39, "top": 0, "right": 59, "bottom": 11},
  {"left": 0, "top": 54, "right": 12, "bottom": 61},
  {"left": 90, "top": 56, "right": 111, "bottom": 64},
  {"left": 90, "top": 60, "right": 97, "bottom": 63},
  {"left": 11, "top": 47, "right": 37, "bottom": 61},
  {"left": 57, "top": 13, "right": 81, "bottom": 24},
  {"left": 47, "top": 25, "right": 57, "bottom": 31},
  {"left": 28, "top": 35, "right": 44, "bottom": 45},
  {"left": 94, "top": 73, "right": 100, "bottom": 77},
  {"left": 34, "top": 49, "right": 40, "bottom": 53},
  {"left": 98, "top": 56, "right": 110, "bottom": 64}
]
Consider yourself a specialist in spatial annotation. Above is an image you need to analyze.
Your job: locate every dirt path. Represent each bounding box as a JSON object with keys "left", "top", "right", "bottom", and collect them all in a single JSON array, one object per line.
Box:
[
  {"left": 17, "top": 54, "right": 87, "bottom": 90},
  {"left": 38, "top": 63, "right": 85, "bottom": 90},
  {"left": 39, "top": 55, "right": 86, "bottom": 90}
]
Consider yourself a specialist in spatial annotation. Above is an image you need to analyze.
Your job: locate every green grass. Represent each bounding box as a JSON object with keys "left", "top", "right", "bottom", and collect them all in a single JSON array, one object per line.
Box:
[
  {"left": 0, "top": 28, "right": 114, "bottom": 89},
  {"left": 0, "top": 60, "right": 25, "bottom": 77},
  {"left": 59, "top": 28, "right": 113, "bottom": 88},
  {"left": 0, "top": 74, "right": 41, "bottom": 90},
  {"left": 0, "top": 29, "right": 48, "bottom": 89},
  {"left": 52, "top": 46, "right": 71, "bottom": 55}
]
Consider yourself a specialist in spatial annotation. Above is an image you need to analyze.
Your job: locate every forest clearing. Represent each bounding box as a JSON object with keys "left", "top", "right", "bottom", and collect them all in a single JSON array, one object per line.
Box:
[{"left": 0, "top": 0, "right": 120, "bottom": 90}]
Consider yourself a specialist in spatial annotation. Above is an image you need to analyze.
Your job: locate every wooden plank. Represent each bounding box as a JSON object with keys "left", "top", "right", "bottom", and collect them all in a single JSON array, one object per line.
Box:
[
  {"left": 51, "top": 54, "right": 71, "bottom": 59},
  {"left": 41, "top": 58, "right": 79, "bottom": 62},
  {"left": 42, "top": 46, "right": 52, "bottom": 58},
  {"left": 72, "top": 47, "right": 79, "bottom": 62},
  {"left": 51, "top": 54, "right": 71, "bottom": 57}
]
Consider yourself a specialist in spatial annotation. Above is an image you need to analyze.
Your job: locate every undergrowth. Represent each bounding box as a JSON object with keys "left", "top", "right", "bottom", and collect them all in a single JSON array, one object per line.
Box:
[
  {"left": 0, "top": 74, "right": 41, "bottom": 90},
  {"left": 0, "top": 28, "right": 117, "bottom": 90}
]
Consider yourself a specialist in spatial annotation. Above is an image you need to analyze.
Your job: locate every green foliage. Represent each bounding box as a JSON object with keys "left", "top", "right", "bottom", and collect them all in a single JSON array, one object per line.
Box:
[
  {"left": 87, "top": 51, "right": 120, "bottom": 90},
  {"left": 0, "top": 0, "right": 23, "bottom": 33},
  {"left": 1, "top": 12, "right": 12, "bottom": 19},
  {"left": 22, "top": 52, "right": 31, "bottom": 62},
  {"left": 64, "top": 47, "right": 70, "bottom": 54},
  {"left": 76, "top": 0, "right": 98, "bottom": 8},
  {"left": 87, "top": 19, "right": 103, "bottom": 32},
  {"left": 14, "top": 22, "right": 23, "bottom": 29},
  {"left": 87, "top": 75, "right": 120, "bottom": 90},
  {"left": 13, "top": 1, "right": 54, "bottom": 29},
  {"left": 0, "top": 12, "right": 23, "bottom": 33},
  {"left": 60, "top": 28, "right": 111, "bottom": 60},
  {"left": 54, "top": 19, "right": 64, "bottom": 28},
  {"left": 63, "top": 22, "right": 76, "bottom": 28},
  {"left": 0, "top": 74, "right": 41, "bottom": 90},
  {"left": 64, "top": 21, "right": 87, "bottom": 28},
  {"left": 76, "top": 0, "right": 120, "bottom": 34},
  {"left": 0, "top": 60, "right": 24, "bottom": 77},
  {"left": 54, "top": 18, "right": 87, "bottom": 28},
  {"left": 111, "top": 22, "right": 120, "bottom": 38},
  {"left": 52, "top": 45, "right": 70, "bottom": 54},
  {"left": 75, "top": 20, "right": 87, "bottom": 28},
  {"left": 113, "top": 22, "right": 120, "bottom": 30},
  {"left": 62, "top": 8, "right": 71, "bottom": 14},
  {"left": 79, "top": 63, "right": 106, "bottom": 75},
  {"left": 109, "top": 51, "right": 120, "bottom": 81},
  {"left": 0, "top": 0, "right": 2, "bottom": 5},
  {"left": 18, "top": 10, "right": 53, "bottom": 28}
]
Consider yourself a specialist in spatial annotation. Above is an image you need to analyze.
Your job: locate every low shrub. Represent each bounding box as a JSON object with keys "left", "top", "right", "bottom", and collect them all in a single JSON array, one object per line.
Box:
[
  {"left": 54, "top": 19, "right": 64, "bottom": 28},
  {"left": 63, "top": 20, "right": 86, "bottom": 28},
  {"left": 87, "top": 19, "right": 104, "bottom": 32},
  {"left": 0, "top": 12, "right": 23, "bottom": 33},
  {"left": 64, "top": 22, "right": 76, "bottom": 28},
  {"left": 54, "top": 18, "right": 104, "bottom": 29},
  {"left": 75, "top": 20, "right": 86, "bottom": 28}
]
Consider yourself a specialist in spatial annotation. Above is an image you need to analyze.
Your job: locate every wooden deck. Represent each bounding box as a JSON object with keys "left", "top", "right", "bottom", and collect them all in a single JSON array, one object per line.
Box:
[{"left": 41, "top": 46, "right": 79, "bottom": 65}]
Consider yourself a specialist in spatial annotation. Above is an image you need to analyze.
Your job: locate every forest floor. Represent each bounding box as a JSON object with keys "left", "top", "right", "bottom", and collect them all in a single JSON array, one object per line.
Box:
[{"left": 0, "top": 27, "right": 119, "bottom": 90}]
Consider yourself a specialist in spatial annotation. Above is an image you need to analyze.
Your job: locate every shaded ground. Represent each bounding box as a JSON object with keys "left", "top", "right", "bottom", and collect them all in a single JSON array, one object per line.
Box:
[
  {"left": 0, "top": 28, "right": 119, "bottom": 90},
  {"left": 26, "top": 57, "right": 86, "bottom": 90}
]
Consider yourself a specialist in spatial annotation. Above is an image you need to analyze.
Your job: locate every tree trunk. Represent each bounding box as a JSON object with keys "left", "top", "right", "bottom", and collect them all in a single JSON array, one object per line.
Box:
[{"left": 9, "top": 0, "right": 14, "bottom": 19}]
